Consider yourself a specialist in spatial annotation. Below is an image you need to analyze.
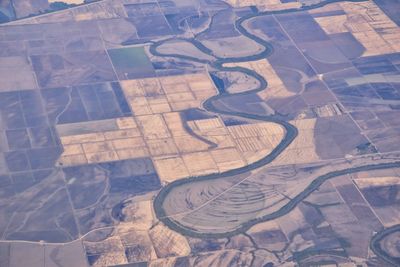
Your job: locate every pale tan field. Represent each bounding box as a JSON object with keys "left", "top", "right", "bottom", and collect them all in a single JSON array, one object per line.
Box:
[
  {"left": 354, "top": 176, "right": 400, "bottom": 188},
  {"left": 84, "top": 199, "right": 183, "bottom": 266},
  {"left": 48, "top": 0, "right": 84, "bottom": 4},
  {"left": 149, "top": 223, "right": 191, "bottom": 258},
  {"left": 153, "top": 156, "right": 190, "bottom": 182},
  {"left": 270, "top": 118, "right": 320, "bottom": 166},
  {"left": 223, "top": 0, "right": 301, "bottom": 11},
  {"left": 90, "top": 251, "right": 128, "bottom": 267},
  {"left": 146, "top": 250, "right": 254, "bottom": 267},
  {"left": 210, "top": 148, "right": 246, "bottom": 172},
  {"left": 58, "top": 117, "right": 149, "bottom": 166},
  {"left": 85, "top": 236, "right": 127, "bottom": 267},
  {"left": 182, "top": 152, "right": 219, "bottom": 176},
  {"left": 136, "top": 114, "right": 171, "bottom": 140},
  {"left": 148, "top": 257, "right": 177, "bottom": 267},
  {"left": 120, "top": 74, "right": 215, "bottom": 114},
  {"left": 225, "top": 59, "right": 295, "bottom": 100},
  {"left": 57, "top": 72, "right": 286, "bottom": 183},
  {"left": 315, "top": 1, "right": 400, "bottom": 56}
]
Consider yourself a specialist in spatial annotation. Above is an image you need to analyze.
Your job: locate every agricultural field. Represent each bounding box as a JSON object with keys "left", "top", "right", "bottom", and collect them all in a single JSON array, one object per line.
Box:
[
  {"left": 0, "top": 0, "right": 399, "bottom": 266},
  {"left": 56, "top": 72, "right": 286, "bottom": 182}
]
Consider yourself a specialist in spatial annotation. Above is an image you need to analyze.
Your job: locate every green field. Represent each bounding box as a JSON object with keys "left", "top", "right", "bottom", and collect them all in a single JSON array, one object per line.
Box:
[{"left": 108, "top": 46, "right": 155, "bottom": 78}]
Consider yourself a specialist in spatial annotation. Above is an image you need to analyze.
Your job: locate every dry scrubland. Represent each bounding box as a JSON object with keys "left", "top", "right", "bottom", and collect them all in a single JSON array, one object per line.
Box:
[{"left": 84, "top": 198, "right": 191, "bottom": 266}]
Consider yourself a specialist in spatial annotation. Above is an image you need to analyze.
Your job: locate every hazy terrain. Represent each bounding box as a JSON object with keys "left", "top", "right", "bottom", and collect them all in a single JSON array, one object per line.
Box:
[{"left": 0, "top": 0, "right": 399, "bottom": 266}]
